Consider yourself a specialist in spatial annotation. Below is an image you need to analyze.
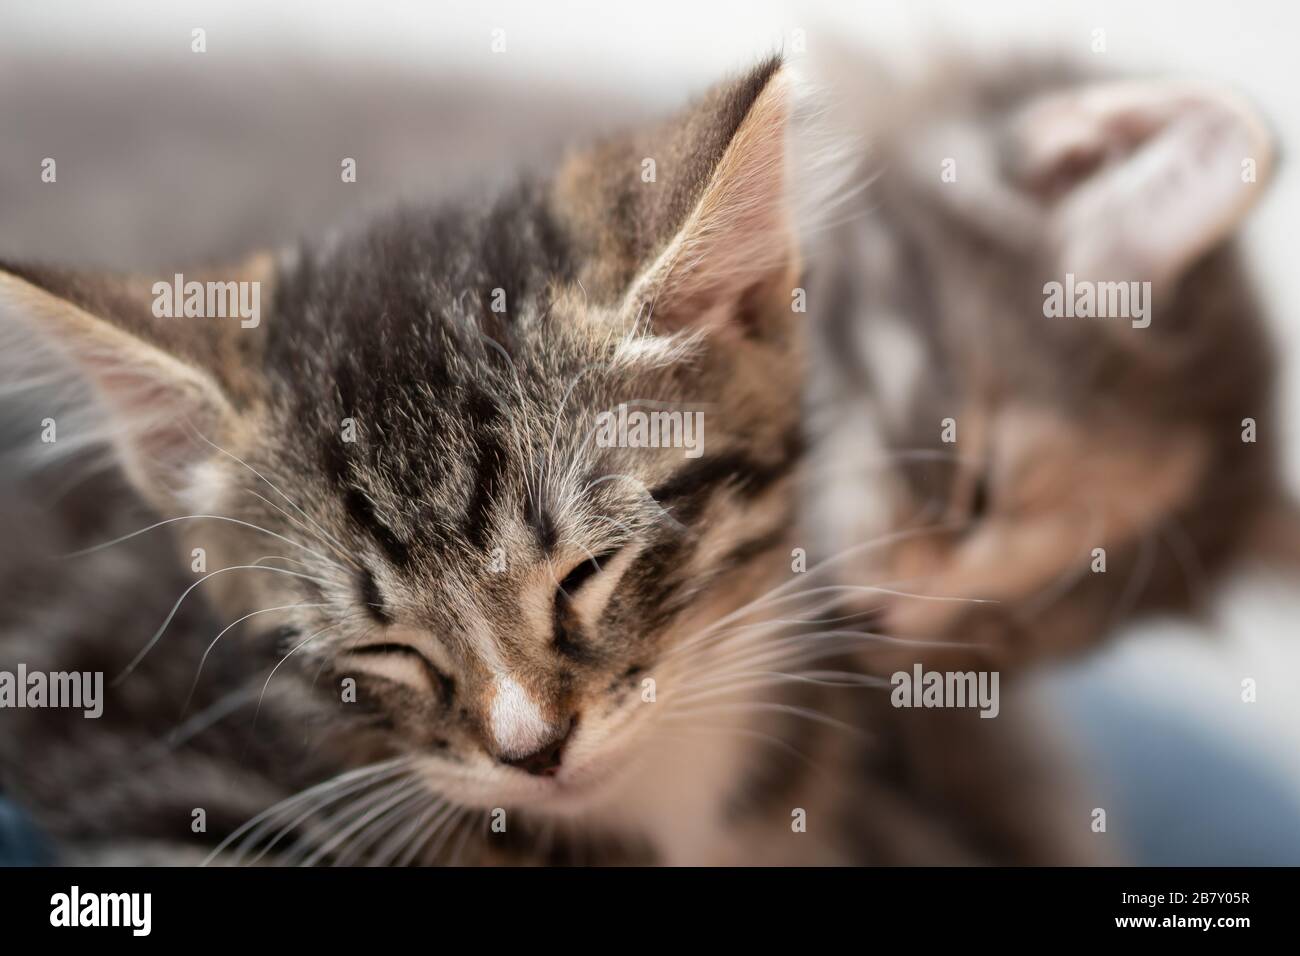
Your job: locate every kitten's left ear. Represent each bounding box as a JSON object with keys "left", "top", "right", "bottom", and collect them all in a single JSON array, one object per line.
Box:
[
  {"left": 0, "top": 257, "right": 273, "bottom": 508},
  {"left": 1011, "top": 80, "right": 1276, "bottom": 284},
  {"left": 554, "top": 56, "right": 797, "bottom": 337}
]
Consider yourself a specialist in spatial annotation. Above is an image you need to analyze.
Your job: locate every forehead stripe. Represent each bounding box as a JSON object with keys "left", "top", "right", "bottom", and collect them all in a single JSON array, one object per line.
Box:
[{"left": 344, "top": 487, "right": 412, "bottom": 569}]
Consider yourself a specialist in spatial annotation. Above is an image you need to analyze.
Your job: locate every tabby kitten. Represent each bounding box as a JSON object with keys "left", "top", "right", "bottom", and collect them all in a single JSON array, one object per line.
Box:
[
  {"left": 804, "top": 56, "right": 1287, "bottom": 674},
  {"left": 3, "top": 57, "right": 840, "bottom": 865},
  {"left": 0, "top": 54, "right": 1283, "bottom": 865}
]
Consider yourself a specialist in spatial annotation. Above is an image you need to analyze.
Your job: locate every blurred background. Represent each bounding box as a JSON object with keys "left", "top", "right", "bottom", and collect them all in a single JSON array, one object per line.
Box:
[{"left": 2, "top": 0, "right": 1298, "bottom": 863}]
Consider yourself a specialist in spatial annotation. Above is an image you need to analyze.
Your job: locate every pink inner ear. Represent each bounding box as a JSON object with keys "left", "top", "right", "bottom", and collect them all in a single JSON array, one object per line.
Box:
[
  {"left": 625, "top": 72, "right": 795, "bottom": 336},
  {"left": 1016, "top": 88, "right": 1166, "bottom": 197},
  {"left": 1016, "top": 82, "right": 1274, "bottom": 284},
  {"left": 98, "top": 365, "right": 212, "bottom": 488}
]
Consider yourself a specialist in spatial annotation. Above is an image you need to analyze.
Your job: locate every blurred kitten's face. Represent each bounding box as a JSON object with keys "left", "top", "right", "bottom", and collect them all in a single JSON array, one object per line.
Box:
[{"left": 809, "top": 66, "right": 1275, "bottom": 666}]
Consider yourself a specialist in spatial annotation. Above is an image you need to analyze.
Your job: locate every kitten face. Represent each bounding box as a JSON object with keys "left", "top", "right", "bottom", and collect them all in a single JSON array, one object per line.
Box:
[
  {"left": 1, "top": 58, "right": 804, "bottom": 813},
  {"left": 209, "top": 201, "right": 799, "bottom": 807},
  {"left": 807, "top": 61, "right": 1281, "bottom": 667}
]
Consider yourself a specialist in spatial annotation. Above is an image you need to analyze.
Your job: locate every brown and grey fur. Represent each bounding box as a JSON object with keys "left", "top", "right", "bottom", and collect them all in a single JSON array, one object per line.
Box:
[
  {"left": 0, "top": 54, "right": 1286, "bottom": 865},
  {"left": 804, "top": 55, "right": 1289, "bottom": 674}
]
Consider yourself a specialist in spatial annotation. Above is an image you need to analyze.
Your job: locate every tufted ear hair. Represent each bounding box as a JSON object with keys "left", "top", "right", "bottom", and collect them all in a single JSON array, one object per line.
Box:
[
  {"left": 553, "top": 56, "right": 797, "bottom": 338},
  {"left": 1008, "top": 79, "right": 1276, "bottom": 287},
  {"left": 0, "top": 256, "right": 274, "bottom": 507}
]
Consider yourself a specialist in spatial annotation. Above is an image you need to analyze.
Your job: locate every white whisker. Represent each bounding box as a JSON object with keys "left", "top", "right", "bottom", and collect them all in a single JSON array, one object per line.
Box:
[
  {"left": 183, "top": 602, "right": 331, "bottom": 714},
  {"left": 202, "top": 757, "right": 413, "bottom": 866},
  {"left": 115, "top": 564, "right": 333, "bottom": 683}
]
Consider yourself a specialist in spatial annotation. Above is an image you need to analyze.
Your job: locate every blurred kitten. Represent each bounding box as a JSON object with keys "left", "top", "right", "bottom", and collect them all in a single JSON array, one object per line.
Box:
[{"left": 804, "top": 53, "right": 1290, "bottom": 673}]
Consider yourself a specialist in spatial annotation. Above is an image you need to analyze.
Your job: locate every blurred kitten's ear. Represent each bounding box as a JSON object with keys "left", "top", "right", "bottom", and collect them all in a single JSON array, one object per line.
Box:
[
  {"left": 0, "top": 257, "right": 273, "bottom": 508},
  {"left": 554, "top": 56, "right": 797, "bottom": 336},
  {"left": 1012, "top": 80, "right": 1275, "bottom": 284}
]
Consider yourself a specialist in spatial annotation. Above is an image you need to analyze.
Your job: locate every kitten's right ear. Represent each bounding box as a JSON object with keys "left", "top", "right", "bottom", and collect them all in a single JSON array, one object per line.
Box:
[
  {"left": 552, "top": 56, "right": 797, "bottom": 339},
  {"left": 0, "top": 259, "right": 271, "bottom": 509},
  {"left": 1010, "top": 80, "right": 1276, "bottom": 285}
]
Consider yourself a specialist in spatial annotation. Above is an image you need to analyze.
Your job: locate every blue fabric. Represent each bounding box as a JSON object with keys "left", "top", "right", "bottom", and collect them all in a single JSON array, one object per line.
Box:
[
  {"left": 0, "top": 798, "right": 55, "bottom": 866},
  {"left": 1053, "top": 675, "right": 1300, "bottom": 865}
]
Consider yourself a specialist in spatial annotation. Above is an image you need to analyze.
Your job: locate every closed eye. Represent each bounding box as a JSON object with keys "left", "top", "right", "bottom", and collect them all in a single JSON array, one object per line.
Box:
[
  {"left": 556, "top": 548, "right": 621, "bottom": 600},
  {"left": 552, "top": 547, "right": 622, "bottom": 662},
  {"left": 350, "top": 643, "right": 427, "bottom": 661},
  {"left": 348, "top": 643, "right": 456, "bottom": 701}
]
